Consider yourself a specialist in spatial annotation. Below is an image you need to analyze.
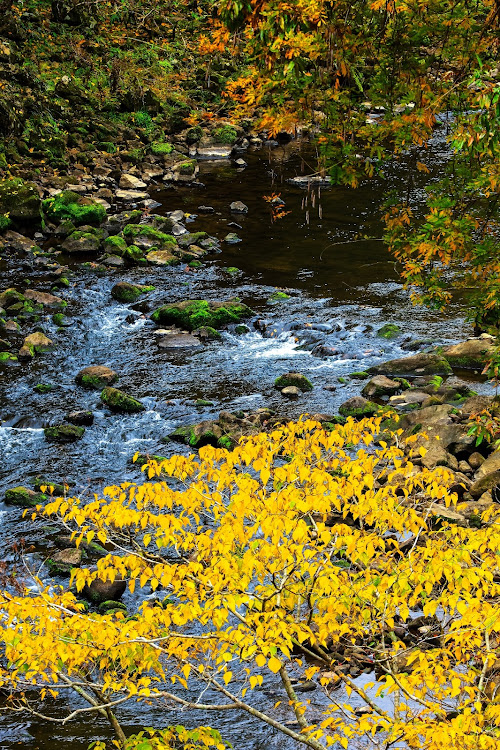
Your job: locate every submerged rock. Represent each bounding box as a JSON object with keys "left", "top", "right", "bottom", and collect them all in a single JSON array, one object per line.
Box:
[
  {"left": 24, "top": 289, "right": 64, "bottom": 308},
  {"left": 83, "top": 577, "right": 126, "bottom": 604},
  {"left": 100, "top": 386, "right": 145, "bottom": 413},
  {"left": 76, "top": 365, "right": 118, "bottom": 389},
  {"left": 66, "top": 410, "right": 94, "bottom": 426}
]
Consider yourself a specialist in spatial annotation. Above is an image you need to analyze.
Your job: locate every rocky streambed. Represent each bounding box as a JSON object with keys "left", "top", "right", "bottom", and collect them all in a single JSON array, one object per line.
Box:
[{"left": 0, "top": 135, "right": 498, "bottom": 748}]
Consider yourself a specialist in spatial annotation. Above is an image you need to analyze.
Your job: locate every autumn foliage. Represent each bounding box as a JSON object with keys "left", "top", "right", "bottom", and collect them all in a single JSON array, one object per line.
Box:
[{"left": 1, "top": 418, "right": 500, "bottom": 748}]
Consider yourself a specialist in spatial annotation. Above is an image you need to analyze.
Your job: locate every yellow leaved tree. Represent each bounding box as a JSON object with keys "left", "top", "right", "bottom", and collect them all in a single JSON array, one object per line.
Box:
[{"left": 1, "top": 417, "right": 500, "bottom": 749}]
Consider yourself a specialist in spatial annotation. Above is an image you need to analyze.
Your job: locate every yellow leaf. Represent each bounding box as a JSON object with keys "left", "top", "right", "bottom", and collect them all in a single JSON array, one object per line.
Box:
[{"left": 268, "top": 657, "right": 281, "bottom": 673}]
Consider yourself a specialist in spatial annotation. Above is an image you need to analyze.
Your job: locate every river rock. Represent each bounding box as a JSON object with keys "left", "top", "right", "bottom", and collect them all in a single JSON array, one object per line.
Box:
[
  {"left": 44, "top": 424, "right": 85, "bottom": 442},
  {"left": 0, "top": 178, "right": 42, "bottom": 225},
  {"left": 119, "top": 173, "right": 147, "bottom": 190},
  {"left": 368, "top": 353, "right": 452, "bottom": 377},
  {"left": 339, "top": 396, "right": 379, "bottom": 418},
  {"left": 24, "top": 290, "right": 64, "bottom": 308},
  {"left": 62, "top": 230, "right": 101, "bottom": 254},
  {"left": 230, "top": 201, "right": 248, "bottom": 213},
  {"left": 470, "top": 470, "right": 500, "bottom": 499},
  {"left": 100, "top": 386, "right": 145, "bottom": 413},
  {"left": 18, "top": 332, "right": 53, "bottom": 359},
  {"left": 281, "top": 386, "right": 301, "bottom": 398},
  {"left": 443, "top": 338, "right": 496, "bottom": 369},
  {"left": 362, "top": 375, "right": 401, "bottom": 398},
  {"left": 146, "top": 249, "right": 178, "bottom": 265},
  {"left": 115, "top": 189, "right": 149, "bottom": 201},
  {"left": 274, "top": 372, "right": 313, "bottom": 391},
  {"left": 4, "top": 486, "right": 47, "bottom": 507},
  {"left": 474, "top": 451, "right": 500, "bottom": 482},
  {"left": 400, "top": 404, "right": 475, "bottom": 463},
  {"left": 1, "top": 230, "right": 38, "bottom": 252},
  {"left": 460, "top": 395, "right": 500, "bottom": 416},
  {"left": 83, "top": 577, "right": 127, "bottom": 604},
  {"left": 468, "top": 452, "right": 485, "bottom": 470},
  {"left": 196, "top": 145, "right": 233, "bottom": 159},
  {"left": 76, "top": 365, "right": 118, "bottom": 389},
  {"left": 66, "top": 410, "right": 94, "bottom": 426},
  {"left": 111, "top": 282, "right": 152, "bottom": 303},
  {"left": 47, "top": 548, "right": 84, "bottom": 577},
  {"left": 157, "top": 333, "right": 202, "bottom": 349},
  {"left": 151, "top": 299, "right": 253, "bottom": 331}
]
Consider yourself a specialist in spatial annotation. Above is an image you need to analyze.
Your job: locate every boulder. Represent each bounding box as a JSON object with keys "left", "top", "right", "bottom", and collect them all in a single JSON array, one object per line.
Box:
[
  {"left": 76, "top": 365, "right": 118, "bottom": 389},
  {"left": 468, "top": 452, "right": 485, "bottom": 470},
  {"left": 146, "top": 249, "right": 178, "bottom": 265},
  {"left": 474, "top": 451, "right": 500, "bottom": 482},
  {"left": 443, "top": 338, "right": 496, "bottom": 369},
  {"left": 24, "top": 290, "right": 64, "bottom": 308},
  {"left": 115, "top": 189, "right": 149, "bottom": 201},
  {"left": 470, "top": 471, "right": 500, "bottom": 499},
  {"left": 66, "top": 410, "right": 94, "bottom": 426},
  {"left": 151, "top": 299, "right": 253, "bottom": 331},
  {"left": 111, "top": 282, "right": 153, "bottom": 303},
  {"left": 362, "top": 375, "right": 401, "bottom": 398},
  {"left": 62, "top": 230, "right": 101, "bottom": 254},
  {"left": 368, "top": 353, "right": 452, "bottom": 377},
  {"left": 281, "top": 386, "right": 301, "bottom": 398},
  {"left": 339, "top": 396, "right": 379, "bottom": 418},
  {"left": 4, "top": 486, "right": 47, "bottom": 507},
  {"left": 230, "top": 201, "right": 248, "bottom": 213},
  {"left": 0, "top": 178, "right": 42, "bottom": 225},
  {"left": 1, "top": 231, "right": 38, "bottom": 252},
  {"left": 18, "top": 332, "right": 53, "bottom": 359},
  {"left": 157, "top": 333, "right": 202, "bottom": 349},
  {"left": 274, "top": 372, "right": 313, "bottom": 392},
  {"left": 47, "top": 548, "right": 84, "bottom": 577},
  {"left": 460, "top": 395, "right": 500, "bottom": 416},
  {"left": 100, "top": 386, "right": 145, "bottom": 413},
  {"left": 119, "top": 174, "right": 147, "bottom": 190},
  {"left": 83, "top": 577, "right": 127, "bottom": 604},
  {"left": 44, "top": 424, "right": 85, "bottom": 442},
  {"left": 377, "top": 324, "right": 401, "bottom": 339}
]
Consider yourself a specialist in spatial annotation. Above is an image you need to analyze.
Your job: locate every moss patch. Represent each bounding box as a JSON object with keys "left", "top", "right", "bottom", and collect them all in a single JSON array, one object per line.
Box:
[
  {"left": 151, "top": 299, "right": 253, "bottom": 331},
  {"left": 43, "top": 191, "right": 106, "bottom": 226},
  {"left": 101, "top": 386, "right": 145, "bottom": 413},
  {"left": 274, "top": 373, "right": 313, "bottom": 392}
]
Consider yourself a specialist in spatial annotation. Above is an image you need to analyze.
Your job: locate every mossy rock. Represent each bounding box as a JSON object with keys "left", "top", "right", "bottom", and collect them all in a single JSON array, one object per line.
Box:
[
  {"left": 151, "top": 142, "right": 173, "bottom": 156},
  {"left": 0, "top": 178, "right": 42, "bottom": 226},
  {"left": 213, "top": 125, "right": 238, "bottom": 145},
  {"left": 192, "top": 326, "right": 222, "bottom": 341},
  {"left": 4, "top": 486, "right": 47, "bottom": 507},
  {"left": 52, "top": 312, "right": 72, "bottom": 327},
  {"left": 349, "top": 371, "right": 370, "bottom": 380},
  {"left": 47, "top": 548, "right": 86, "bottom": 578},
  {"left": 101, "top": 386, "right": 145, "bottom": 413},
  {"left": 195, "top": 399, "right": 215, "bottom": 407},
  {"left": 177, "top": 232, "right": 208, "bottom": 249},
  {"left": 268, "top": 291, "right": 290, "bottom": 301},
  {"left": 274, "top": 372, "right": 313, "bottom": 392},
  {"left": 43, "top": 191, "right": 106, "bottom": 227},
  {"left": 124, "top": 244, "right": 146, "bottom": 263},
  {"left": 104, "top": 235, "right": 127, "bottom": 255},
  {"left": 111, "top": 282, "right": 154, "bottom": 303},
  {"left": 338, "top": 396, "right": 380, "bottom": 418},
  {"left": 186, "top": 126, "right": 204, "bottom": 144},
  {"left": 34, "top": 383, "right": 53, "bottom": 394},
  {"left": 123, "top": 224, "right": 176, "bottom": 247},
  {"left": 169, "top": 422, "right": 220, "bottom": 448},
  {"left": 98, "top": 601, "right": 128, "bottom": 614},
  {"left": 76, "top": 365, "right": 118, "bottom": 389},
  {"left": 151, "top": 299, "right": 253, "bottom": 331},
  {"left": 44, "top": 424, "right": 85, "bottom": 442},
  {"left": 377, "top": 323, "right": 401, "bottom": 339}
]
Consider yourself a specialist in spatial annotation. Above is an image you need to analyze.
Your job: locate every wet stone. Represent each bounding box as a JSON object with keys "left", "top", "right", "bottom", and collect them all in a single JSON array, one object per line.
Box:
[{"left": 76, "top": 365, "right": 118, "bottom": 389}]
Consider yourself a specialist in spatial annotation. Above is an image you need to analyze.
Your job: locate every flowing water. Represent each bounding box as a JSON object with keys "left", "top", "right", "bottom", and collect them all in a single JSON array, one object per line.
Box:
[{"left": 0, "top": 131, "right": 489, "bottom": 748}]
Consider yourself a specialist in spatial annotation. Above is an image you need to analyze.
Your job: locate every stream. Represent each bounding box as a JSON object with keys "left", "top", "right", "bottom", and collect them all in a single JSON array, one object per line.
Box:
[{"left": 0, "top": 133, "right": 490, "bottom": 748}]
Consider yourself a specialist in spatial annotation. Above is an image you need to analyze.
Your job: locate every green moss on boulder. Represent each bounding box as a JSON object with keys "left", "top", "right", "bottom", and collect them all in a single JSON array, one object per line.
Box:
[
  {"left": 101, "top": 386, "right": 145, "bottom": 413},
  {"left": 43, "top": 191, "right": 106, "bottom": 226},
  {"left": 111, "top": 282, "right": 154, "bottom": 303},
  {"left": 0, "top": 178, "right": 42, "bottom": 225},
  {"left": 44, "top": 424, "right": 85, "bottom": 442},
  {"left": 4, "top": 486, "right": 47, "bottom": 507},
  {"left": 274, "top": 372, "right": 313, "bottom": 392},
  {"left": 151, "top": 299, "right": 252, "bottom": 331},
  {"left": 377, "top": 323, "right": 401, "bottom": 339}
]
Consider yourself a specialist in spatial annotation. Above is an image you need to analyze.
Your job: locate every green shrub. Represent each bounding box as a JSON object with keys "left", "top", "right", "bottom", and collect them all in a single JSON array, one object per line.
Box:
[{"left": 213, "top": 125, "right": 237, "bottom": 145}]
